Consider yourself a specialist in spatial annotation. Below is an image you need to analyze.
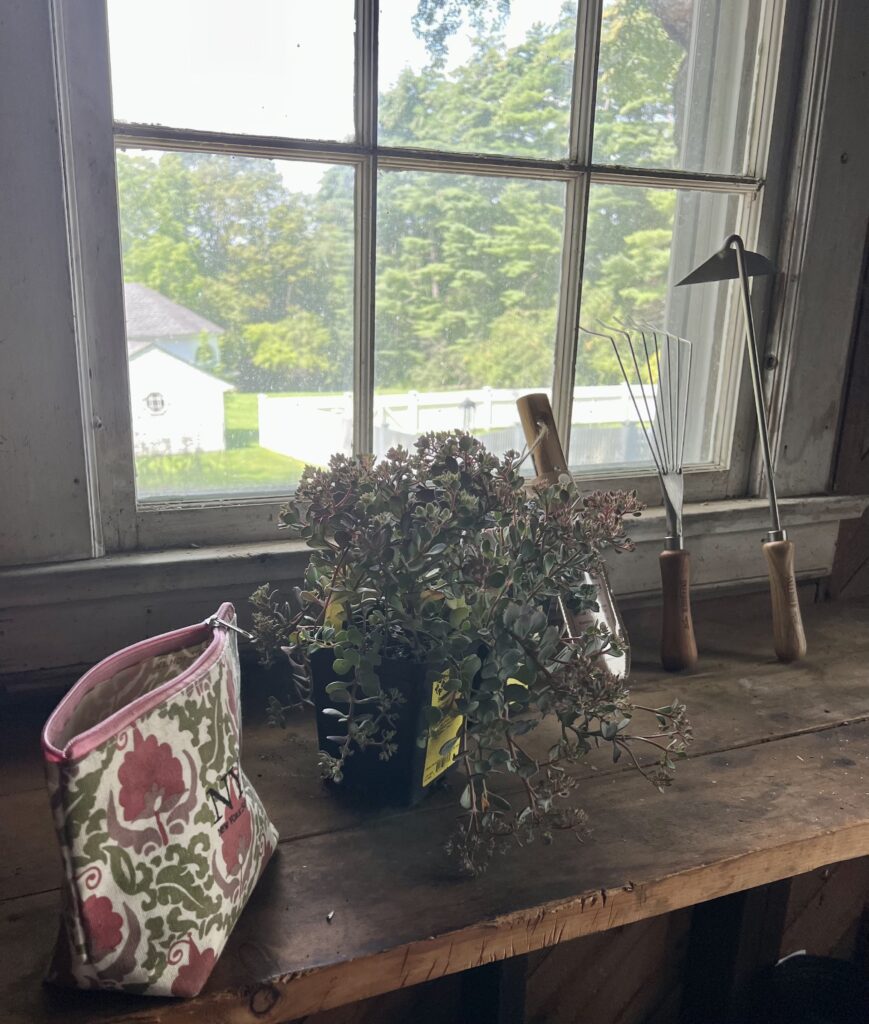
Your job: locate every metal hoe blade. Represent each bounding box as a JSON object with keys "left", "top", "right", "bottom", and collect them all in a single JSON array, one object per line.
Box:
[
  {"left": 675, "top": 246, "right": 776, "bottom": 286},
  {"left": 676, "top": 233, "right": 784, "bottom": 541}
]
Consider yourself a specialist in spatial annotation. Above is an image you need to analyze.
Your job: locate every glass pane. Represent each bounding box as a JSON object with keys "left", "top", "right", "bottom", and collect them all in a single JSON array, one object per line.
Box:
[
  {"left": 117, "top": 150, "right": 354, "bottom": 501},
  {"left": 107, "top": 1, "right": 355, "bottom": 142},
  {"left": 375, "top": 170, "right": 565, "bottom": 459},
  {"left": 573, "top": 183, "right": 742, "bottom": 470},
  {"left": 593, "top": 0, "right": 763, "bottom": 174},
  {"left": 379, "top": 0, "right": 575, "bottom": 159}
]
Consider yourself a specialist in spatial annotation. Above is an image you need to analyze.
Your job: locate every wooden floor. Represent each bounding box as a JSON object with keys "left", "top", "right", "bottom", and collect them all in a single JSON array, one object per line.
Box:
[{"left": 1, "top": 594, "right": 868, "bottom": 1023}]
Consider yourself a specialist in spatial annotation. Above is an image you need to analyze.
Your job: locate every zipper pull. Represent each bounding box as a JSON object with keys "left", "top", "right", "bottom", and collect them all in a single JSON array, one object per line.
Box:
[{"left": 208, "top": 616, "right": 254, "bottom": 641}]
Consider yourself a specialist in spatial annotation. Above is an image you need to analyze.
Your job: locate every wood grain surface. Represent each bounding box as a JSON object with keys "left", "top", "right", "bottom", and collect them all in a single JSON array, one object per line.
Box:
[
  {"left": 658, "top": 549, "right": 698, "bottom": 672},
  {"left": 1, "top": 595, "right": 868, "bottom": 1023},
  {"left": 763, "top": 539, "right": 808, "bottom": 662}
]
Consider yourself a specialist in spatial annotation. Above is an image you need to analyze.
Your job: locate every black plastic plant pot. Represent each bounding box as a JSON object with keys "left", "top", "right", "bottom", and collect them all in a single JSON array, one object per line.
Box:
[{"left": 309, "top": 649, "right": 461, "bottom": 808}]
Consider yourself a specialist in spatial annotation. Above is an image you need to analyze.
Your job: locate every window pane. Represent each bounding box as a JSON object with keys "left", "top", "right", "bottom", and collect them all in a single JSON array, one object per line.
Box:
[
  {"left": 593, "top": 0, "right": 763, "bottom": 174},
  {"left": 116, "top": 151, "right": 354, "bottom": 501},
  {"left": 375, "top": 171, "right": 565, "bottom": 458},
  {"left": 378, "top": 0, "right": 575, "bottom": 159},
  {"left": 573, "top": 183, "right": 742, "bottom": 469},
  {"left": 107, "top": 1, "right": 355, "bottom": 142}
]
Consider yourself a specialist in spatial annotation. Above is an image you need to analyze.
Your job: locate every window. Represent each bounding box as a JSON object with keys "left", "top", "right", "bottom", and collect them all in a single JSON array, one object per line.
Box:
[
  {"left": 94, "top": 0, "right": 786, "bottom": 540},
  {"left": 144, "top": 393, "right": 166, "bottom": 414}
]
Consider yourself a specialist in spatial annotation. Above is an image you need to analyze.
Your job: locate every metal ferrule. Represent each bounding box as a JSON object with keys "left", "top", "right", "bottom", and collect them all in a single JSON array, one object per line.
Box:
[
  {"left": 664, "top": 534, "right": 683, "bottom": 551},
  {"left": 766, "top": 528, "right": 787, "bottom": 544}
]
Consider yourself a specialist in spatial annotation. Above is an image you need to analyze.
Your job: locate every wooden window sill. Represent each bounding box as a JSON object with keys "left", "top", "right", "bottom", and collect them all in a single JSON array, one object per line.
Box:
[{"left": 0, "top": 494, "right": 866, "bottom": 683}]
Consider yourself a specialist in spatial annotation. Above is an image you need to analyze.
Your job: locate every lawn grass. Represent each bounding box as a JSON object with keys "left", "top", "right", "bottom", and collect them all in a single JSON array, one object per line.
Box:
[
  {"left": 136, "top": 445, "right": 307, "bottom": 499},
  {"left": 224, "top": 392, "right": 260, "bottom": 432}
]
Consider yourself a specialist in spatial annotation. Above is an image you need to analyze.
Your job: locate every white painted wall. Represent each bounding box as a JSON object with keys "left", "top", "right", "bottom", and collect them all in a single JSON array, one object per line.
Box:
[{"left": 129, "top": 348, "right": 231, "bottom": 455}]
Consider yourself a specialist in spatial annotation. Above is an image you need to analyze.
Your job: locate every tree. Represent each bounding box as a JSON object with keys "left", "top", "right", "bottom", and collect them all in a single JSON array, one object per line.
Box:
[
  {"left": 116, "top": 0, "right": 689, "bottom": 395},
  {"left": 245, "top": 313, "right": 333, "bottom": 389}
]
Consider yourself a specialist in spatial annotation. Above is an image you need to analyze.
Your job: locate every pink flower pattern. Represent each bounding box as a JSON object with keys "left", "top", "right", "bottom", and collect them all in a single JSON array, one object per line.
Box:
[
  {"left": 81, "top": 895, "right": 123, "bottom": 961},
  {"left": 171, "top": 937, "right": 217, "bottom": 998},
  {"left": 118, "top": 728, "right": 185, "bottom": 845}
]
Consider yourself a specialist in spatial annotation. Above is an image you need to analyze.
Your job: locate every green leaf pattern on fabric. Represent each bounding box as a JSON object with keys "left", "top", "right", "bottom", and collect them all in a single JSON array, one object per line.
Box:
[{"left": 44, "top": 621, "right": 278, "bottom": 997}]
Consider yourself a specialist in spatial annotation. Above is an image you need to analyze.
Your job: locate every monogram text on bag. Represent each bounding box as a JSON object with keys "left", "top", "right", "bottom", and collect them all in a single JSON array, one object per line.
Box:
[{"left": 206, "top": 762, "right": 244, "bottom": 824}]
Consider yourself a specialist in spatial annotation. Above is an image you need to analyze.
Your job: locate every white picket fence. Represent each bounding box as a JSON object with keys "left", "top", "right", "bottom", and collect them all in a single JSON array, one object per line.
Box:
[{"left": 258, "top": 385, "right": 654, "bottom": 467}]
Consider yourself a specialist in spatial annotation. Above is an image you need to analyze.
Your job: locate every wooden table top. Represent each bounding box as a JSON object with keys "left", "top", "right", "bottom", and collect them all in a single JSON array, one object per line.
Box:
[{"left": 1, "top": 594, "right": 868, "bottom": 1023}]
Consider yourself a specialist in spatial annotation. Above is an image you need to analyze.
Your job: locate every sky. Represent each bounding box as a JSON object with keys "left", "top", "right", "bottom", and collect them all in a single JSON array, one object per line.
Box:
[{"left": 107, "top": 0, "right": 567, "bottom": 192}]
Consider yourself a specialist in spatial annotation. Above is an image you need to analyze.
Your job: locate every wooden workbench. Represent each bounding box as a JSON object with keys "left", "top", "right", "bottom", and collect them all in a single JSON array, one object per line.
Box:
[{"left": 1, "top": 594, "right": 868, "bottom": 1023}]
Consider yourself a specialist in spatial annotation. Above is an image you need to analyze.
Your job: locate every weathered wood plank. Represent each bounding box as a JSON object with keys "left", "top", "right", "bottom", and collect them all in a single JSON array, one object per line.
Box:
[
  {"left": 3, "top": 717, "right": 869, "bottom": 1023},
  {"left": 4, "top": 595, "right": 869, "bottom": 904},
  {"left": 525, "top": 910, "right": 692, "bottom": 1024},
  {"left": 779, "top": 858, "right": 869, "bottom": 961},
  {"left": 679, "top": 881, "right": 792, "bottom": 1023}
]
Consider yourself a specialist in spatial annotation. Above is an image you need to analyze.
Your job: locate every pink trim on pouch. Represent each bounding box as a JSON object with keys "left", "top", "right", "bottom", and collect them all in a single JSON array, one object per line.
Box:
[{"left": 42, "top": 602, "right": 235, "bottom": 764}]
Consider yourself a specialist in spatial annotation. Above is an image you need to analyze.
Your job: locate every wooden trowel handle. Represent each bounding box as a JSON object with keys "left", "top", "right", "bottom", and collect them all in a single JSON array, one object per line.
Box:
[
  {"left": 660, "top": 549, "right": 698, "bottom": 672},
  {"left": 516, "top": 393, "right": 566, "bottom": 484},
  {"left": 763, "top": 539, "right": 806, "bottom": 662}
]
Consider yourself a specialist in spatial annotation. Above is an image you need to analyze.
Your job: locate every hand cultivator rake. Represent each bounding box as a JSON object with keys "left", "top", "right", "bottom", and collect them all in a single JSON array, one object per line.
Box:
[{"left": 581, "top": 321, "right": 698, "bottom": 672}]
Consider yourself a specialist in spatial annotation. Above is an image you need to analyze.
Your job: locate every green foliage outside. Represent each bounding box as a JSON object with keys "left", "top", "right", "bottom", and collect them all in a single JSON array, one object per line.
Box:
[{"left": 117, "top": 0, "right": 690, "bottom": 407}]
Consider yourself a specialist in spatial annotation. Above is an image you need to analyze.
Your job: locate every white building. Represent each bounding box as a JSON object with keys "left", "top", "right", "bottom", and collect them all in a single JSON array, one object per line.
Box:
[
  {"left": 129, "top": 346, "right": 233, "bottom": 455},
  {"left": 123, "top": 284, "right": 232, "bottom": 455}
]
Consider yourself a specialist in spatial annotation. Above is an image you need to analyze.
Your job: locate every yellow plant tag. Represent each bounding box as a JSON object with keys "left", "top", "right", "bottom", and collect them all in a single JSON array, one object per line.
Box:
[
  {"left": 324, "top": 600, "right": 344, "bottom": 630},
  {"left": 422, "top": 672, "right": 464, "bottom": 787}
]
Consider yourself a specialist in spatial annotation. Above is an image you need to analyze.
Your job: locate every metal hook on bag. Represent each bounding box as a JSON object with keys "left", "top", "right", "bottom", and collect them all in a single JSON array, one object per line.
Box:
[{"left": 208, "top": 616, "right": 254, "bottom": 641}]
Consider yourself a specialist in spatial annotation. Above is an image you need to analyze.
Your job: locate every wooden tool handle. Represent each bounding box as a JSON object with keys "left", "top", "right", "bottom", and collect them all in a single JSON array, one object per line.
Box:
[
  {"left": 660, "top": 549, "right": 698, "bottom": 672},
  {"left": 516, "top": 393, "right": 566, "bottom": 485},
  {"left": 763, "top": 540, "right": 807, "bottom": 662}
]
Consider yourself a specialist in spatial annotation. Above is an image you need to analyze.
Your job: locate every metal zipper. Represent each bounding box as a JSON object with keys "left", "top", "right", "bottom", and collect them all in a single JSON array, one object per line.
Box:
[{"left": 208, "top": 616, "right": 254, "bottom": 641}]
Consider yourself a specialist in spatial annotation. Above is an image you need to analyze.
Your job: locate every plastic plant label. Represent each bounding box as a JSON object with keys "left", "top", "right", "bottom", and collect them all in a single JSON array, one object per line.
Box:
[{"left": 422, "top": 672, "right": 464, "bottom": 786}]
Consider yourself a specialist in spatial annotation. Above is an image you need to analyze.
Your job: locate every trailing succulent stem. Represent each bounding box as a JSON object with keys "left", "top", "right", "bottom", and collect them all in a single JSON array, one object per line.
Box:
[{"left": 252, "top": 431, "right": 691, "bottom": 874}]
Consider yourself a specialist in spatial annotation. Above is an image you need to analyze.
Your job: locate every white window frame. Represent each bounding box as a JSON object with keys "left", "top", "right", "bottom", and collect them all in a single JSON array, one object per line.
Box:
[{"left": 54, "top": 0, "right": 804, "bottom": 553}]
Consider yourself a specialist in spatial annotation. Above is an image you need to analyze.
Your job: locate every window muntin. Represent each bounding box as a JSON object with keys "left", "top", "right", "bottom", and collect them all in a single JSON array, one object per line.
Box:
[{"left": 104, "top": 0, "right": 779, "bottom": 509}]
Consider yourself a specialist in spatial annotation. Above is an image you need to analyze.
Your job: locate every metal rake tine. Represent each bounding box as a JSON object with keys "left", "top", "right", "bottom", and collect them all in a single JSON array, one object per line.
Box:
[
  {"left": 673, "top": 333, "right": 685, "bottom": 472},
  {"left": 579, "top": 324, "right": 664, "bottom": 475},
  {"left": 599, "top": 320, "right": 669, "bottom": 472},
  {"left": 615, "top": 316, "right": 672, "bottom": 472},
  {"left": 661, "top": 328, "right": 692, "bottom": 473},
  {"left": 641, "top": 321, "right": 674, "bottom": 474},
  {"left": 656, "top": 324, "right": 682, "bottom": 476},
  {"left": 652, "top": 326, "right": 682, "bottom": 476},
  {"left": 625, "top": 318, "right": 694, "bottom": 476},
  {"left": 679, "top": 335, "right": 692, "bottom": 470},
  {"left": 660, "top": 327, "right": 692, "bottom": 472}
]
